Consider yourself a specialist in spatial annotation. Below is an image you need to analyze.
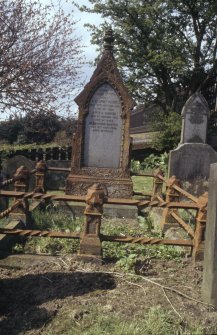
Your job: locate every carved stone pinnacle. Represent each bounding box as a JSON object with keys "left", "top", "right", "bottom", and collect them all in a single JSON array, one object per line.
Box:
[{"left": 103, "top": 27, "right": 114, "bottom": 51}]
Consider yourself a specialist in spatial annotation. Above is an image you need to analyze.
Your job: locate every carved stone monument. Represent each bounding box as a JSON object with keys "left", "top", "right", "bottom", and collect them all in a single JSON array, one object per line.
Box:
[
  {"left": 180, "top": 92, "right": 209, "bottom": 144},
  {"left": 66, "top": 29, "right": 134, "bottom": 198},
  {"left": 168, "top": 92, "right": 217, "bottom": 195}
]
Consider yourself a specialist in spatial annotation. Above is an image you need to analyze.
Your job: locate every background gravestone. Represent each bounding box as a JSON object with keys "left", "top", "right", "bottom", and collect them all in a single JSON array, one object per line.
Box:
[
  {"left": 169, "top": 92, "right": 217, "bottom": 195},
  {"left": 180, "top": 92, "right": 209, "bottom": 144},
  {"left": 66, "top": 29, "right": 134, "bottom": 198}
]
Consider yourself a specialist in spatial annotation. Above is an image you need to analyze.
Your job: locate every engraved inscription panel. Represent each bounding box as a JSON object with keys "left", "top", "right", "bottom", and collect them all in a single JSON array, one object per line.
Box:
[
  {"left": 84, "top": 84, "right": 122, "bottom": 168},
  {"left": 182, "top": 95, "right": 208, "bottom": 143}
]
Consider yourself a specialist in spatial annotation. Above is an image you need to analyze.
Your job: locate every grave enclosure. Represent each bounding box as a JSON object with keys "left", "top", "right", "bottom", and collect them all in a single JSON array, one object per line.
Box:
[{"left": 1, "top": 28, "right": 217, "bottom": 309}]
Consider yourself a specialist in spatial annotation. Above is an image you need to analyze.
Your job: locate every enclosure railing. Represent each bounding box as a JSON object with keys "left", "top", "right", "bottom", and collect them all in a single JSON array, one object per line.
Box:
[{"left": 0, "top": 161, "right": 208, "bottom": 262}]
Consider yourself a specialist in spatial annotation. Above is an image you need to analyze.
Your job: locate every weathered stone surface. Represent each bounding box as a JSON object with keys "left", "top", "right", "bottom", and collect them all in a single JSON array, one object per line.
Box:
[
  {"left": 84, "top": 84, "right": 122, "bottom": 168},
  {"left": 169, "top": 143, "right": 217, "bottom": 187},
  {"left": 202, "top": 163, "right": 217, "bottom": 308},
  {"left": 180, "top": 92, "right": 209, "bottom": 144},
  {"left": 66, "top": 29, "right": 133, "bottom": 198}
]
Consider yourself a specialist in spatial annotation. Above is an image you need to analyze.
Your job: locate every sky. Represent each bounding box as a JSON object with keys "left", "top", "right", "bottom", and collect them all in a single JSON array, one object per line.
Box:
[
  {"left": 52, "top": 0, "right": 104, "bottom": 116},
  {"left": 0, "top": 1, "right": 103, "bottom": 121}
]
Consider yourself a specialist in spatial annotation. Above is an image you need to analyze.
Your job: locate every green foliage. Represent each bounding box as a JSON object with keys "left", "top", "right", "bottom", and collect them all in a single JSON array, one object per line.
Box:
[
  {"left": 24, "top": 207, "right": 83, "bottom": 255},
  {"left": 153, "top": 112, "right": 182, "bottom": 151},
  {"left": 141, "top": 152, "right": 169, "bottom": 172},
  {"left": 47, "top": 305, "right": 203, "bottom": 335},
  {"left": 101, "top": 217, "right": 184, "bottom": 272},
  {"left": 22, "top": 111, "right": 61, "bottom": 144},
  {"left": 131, "top": 153, "right": 169, "bottom": 174},
  {"left": 0, "top": 116, "right": 23, "bottom": 144},
  {"left": 78, "top": 0, "right": 217, "bottom": 111}
]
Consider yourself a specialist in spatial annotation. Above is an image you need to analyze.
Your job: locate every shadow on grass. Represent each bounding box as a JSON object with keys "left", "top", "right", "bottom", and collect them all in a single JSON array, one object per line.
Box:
[{"left": 0, "top": 271, "right": 116, "bottom": 335}]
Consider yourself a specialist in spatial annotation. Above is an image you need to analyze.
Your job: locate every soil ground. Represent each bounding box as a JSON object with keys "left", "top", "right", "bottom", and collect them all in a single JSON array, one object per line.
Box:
[{"left": 0, "top": 253, "right": 217, "bottom": 335}]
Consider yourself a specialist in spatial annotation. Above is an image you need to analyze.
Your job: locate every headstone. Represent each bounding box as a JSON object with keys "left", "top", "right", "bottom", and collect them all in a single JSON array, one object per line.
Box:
[
  {"left": 168, "top": 93, "right": 216, "bottom": 195},
  {"left": 202, "top": 163, "right": 217, "bottom": 308},
  {"left": 66, "top": 29, "right": 134, "bottom": 198},
  {"left": 180, "top": 92, "right": 209, "bottom": 144},
  {"left": 84, "top": 83, "right": 122, "bottom": 168},
  {"left": 169, "top": 143, "right": 217, "bottom": 181}
]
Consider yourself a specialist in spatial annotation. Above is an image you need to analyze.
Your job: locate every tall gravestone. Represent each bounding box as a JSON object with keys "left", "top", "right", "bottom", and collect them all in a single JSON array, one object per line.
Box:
[
  {"left": 169, "top": 92, "right": 217, "bottom": 194},
  {"left": 66, "top": 29, "right": 134, "bottom": 198},
  {"left": 180, "top": 92, "right": 209, "bottom": 144}
]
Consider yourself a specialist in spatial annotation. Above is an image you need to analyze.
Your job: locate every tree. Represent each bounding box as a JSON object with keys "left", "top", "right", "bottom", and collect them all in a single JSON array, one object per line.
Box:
[
  {"left": 78, "top": 0, "right": 217, "bottom": 113},
  {"left": 22, "top": 110, "right": 62, "bottom": 143},
  {"left": 0, "top": 0, "right": 83, "bottom": 117}
]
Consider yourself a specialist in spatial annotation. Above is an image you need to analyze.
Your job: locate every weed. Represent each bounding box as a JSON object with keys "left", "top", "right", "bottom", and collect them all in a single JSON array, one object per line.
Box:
[
  {"left": 44, "top": 305, "right": 203, "bottom": 335},
  {"left": 24, "top": 207, "right": 84, "bottom": 255}
]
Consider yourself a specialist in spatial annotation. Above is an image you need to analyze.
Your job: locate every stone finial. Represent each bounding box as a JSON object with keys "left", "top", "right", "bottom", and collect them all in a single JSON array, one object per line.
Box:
[{"left": 103, "top": 27, "right": 114, "bottom": 51}]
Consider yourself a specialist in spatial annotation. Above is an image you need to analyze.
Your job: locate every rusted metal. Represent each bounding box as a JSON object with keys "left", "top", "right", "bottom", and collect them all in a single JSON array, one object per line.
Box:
[
  {"left": 0, "top": 200, "right": 22, "bottom": 219},
  {"left": 192, "top": 192, "right": 208, "bottom": 261},
  {"left": 0, "top": 228, "right": 80, "bottom": 239},
  {"left": 170, "top": 211, "right": 195, "bottom": 238},
  {"left": 161, "top": 176, "right": 181, "bottom": 229},
  {"left": 151, "top": 168, "right": 164, "bottom": 201},
  {"left": 172, "top": 184, "right": 199, "bottom": 203},
  {"left": 79, "top": 183, "right": 108, "bottom": 260},
  {"left": 34, "top": 161, "right": 47, "bottom": 193},
  {"left": 13, "top": 165, "right": 30, "bottom": 193},
  {"left": 167, "top": 202, "right": 199, "bottom": 209},
  {"left": 101, "top": 234, "right": 193, "bottom": 246}
]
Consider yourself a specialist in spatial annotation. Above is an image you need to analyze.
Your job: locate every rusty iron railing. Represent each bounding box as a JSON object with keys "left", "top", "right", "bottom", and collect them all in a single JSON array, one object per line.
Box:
[{"left": 0, "top": 163, "right": 208, "bottom": 262}]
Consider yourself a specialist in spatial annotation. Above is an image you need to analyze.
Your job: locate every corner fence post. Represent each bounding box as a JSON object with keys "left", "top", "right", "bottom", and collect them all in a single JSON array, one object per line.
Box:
[
  {"left": 79, "top": 183, "right": 107, "bottom": 262},
  {"left": 10, "top": 165, "right": 30, "bottom": 222},
  {"left": 34, "top": 160, "right": 47, "bottom": 193},
  {"left": 161, "top": 175, "right": 181, "bottom": 232},
  {"left": 202, "top": 163, "right": 217, "bottom": 308}
]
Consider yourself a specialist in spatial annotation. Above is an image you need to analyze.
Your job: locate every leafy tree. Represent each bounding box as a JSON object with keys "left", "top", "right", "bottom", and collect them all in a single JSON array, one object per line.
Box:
[
  {"left": 22, "top": 110, "right": 62, "bottom": 143},
  {"left": 78, "top": 0, "right": 217, "bottom": 113},
  {"left": 0, "top": 0, "right": 83, "bottom": 117},
  {"left": 0, "top": 116, "right": 23, "bottom": 144},
  {"left": 152, "top": 111, "right": 182, "bottom": 151}
]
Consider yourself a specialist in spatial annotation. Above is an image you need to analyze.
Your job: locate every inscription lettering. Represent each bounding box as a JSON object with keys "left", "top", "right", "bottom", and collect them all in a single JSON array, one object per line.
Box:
[{"left": 84, "top": 83, "right": 122, "bottom": 168}]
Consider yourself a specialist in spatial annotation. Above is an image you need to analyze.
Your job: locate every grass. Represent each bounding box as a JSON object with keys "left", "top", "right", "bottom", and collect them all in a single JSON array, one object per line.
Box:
[
  {"left": 18, "top": 206, "right": 184, "bottom": 272},
  {"left": 22, "top": 207, "right": 83, "bottom": 255},
  {"left": 43, "top": 305, "right": 203, "bottom": 335},
  {"left": 132, "top": 175, "right": 153, "bottom": 193}
]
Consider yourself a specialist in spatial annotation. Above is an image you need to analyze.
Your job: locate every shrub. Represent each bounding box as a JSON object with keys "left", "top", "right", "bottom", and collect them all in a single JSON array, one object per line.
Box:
[{"left": 153, "top": 112, "right": 182, "bottom": 151}]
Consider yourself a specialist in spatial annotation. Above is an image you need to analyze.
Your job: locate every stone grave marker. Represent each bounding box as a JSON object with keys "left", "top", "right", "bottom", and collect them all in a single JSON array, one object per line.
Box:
[
  {"left": 180, "top": 92, "right": 210, "bottom": 144},
  {"left": 66, "top": 28, "right": 134, "bottom": 198},
  {"left": 84, "top": 83, "right": 122, "bottom": 168}
]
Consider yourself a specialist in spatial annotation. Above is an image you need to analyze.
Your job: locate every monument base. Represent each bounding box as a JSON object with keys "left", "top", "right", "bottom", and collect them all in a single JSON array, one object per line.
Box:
[{"left": 66, "top": 174, "right": 133, "bottom": 198}]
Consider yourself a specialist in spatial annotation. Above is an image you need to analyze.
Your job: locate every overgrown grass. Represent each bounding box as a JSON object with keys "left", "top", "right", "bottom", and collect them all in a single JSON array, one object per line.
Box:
[
  {"left": 44, "top": 305, "right": 203, "bottom": 335},
  {"left": 23, "top": 207, "right": 84, "bottom": 255},
  {"left": 19, "top": 206, "right": 185, "bottom": 271},
  {"left": 132, "top": 175, "right": 153, "bottom": 193},
  {"left": 101, "top": 217, "right": 184, "bottom": 271}
]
